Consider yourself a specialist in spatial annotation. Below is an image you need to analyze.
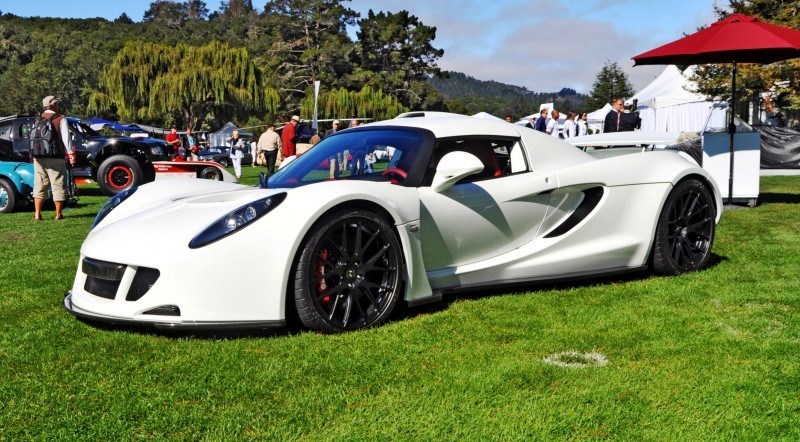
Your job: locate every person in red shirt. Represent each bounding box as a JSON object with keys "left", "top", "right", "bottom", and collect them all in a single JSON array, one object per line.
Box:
[
  {"left": 164, "top": 127, "right": 181, "bottom": 158},
  {"left": 281, "top": 115, "right": 299, "bottom": 159}
]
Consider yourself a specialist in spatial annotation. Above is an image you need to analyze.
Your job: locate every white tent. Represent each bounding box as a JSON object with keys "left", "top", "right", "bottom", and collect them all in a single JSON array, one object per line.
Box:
[
  {"left": 586, "top": 103, "right": 613, "bottom": 134},
  {"left": 627, "top": 66, "right": 713, "bottom": 133},
  {"left": 472, "top": 112, "right": 504, "bottom": 121},
  {"left": 587, "top": 103, "right": 612, "bottom": 123}
]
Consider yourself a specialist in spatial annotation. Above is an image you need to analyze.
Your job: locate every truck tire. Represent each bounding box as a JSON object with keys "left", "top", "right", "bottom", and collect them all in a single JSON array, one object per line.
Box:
[{"left": 97, "top": 155, "right": 144, "bottom": 196}]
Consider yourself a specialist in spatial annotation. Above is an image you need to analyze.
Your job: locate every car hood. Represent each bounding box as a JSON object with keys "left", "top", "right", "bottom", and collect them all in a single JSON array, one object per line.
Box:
[{"left": 93, "top": 179, "right": 279, "bottom": 233}]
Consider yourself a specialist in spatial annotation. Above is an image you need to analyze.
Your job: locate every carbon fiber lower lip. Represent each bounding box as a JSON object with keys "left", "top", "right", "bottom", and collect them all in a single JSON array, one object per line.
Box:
[{"left": 62, "top": 292, "right": 285, "bottom": 331}]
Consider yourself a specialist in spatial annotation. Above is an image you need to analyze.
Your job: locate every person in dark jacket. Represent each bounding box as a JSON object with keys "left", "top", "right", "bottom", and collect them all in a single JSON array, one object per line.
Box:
[
  {"left": 603, "top": 98, "right": 624, "bottom": 133},
  {"left": 618, "top": 105, "right": 642, "bottom": 131},
  {"left": 534, "top": 109, "right": 548, "bottom": 132}
]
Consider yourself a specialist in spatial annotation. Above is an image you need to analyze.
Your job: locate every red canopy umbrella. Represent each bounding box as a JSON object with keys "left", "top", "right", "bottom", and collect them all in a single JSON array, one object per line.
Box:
[{"left": 632, "top": 14, "right": 800, "bottom": 205}]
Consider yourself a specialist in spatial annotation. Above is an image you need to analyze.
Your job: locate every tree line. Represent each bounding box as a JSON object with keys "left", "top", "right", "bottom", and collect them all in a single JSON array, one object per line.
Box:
[{"left": 0, "top": 0, "right": 444, "bottom": 131}]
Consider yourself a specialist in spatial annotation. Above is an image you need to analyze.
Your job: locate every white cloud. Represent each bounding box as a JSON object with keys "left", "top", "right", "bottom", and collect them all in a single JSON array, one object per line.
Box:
[{"left": 348, "top": 0, "right": 718, "bottom": 95}]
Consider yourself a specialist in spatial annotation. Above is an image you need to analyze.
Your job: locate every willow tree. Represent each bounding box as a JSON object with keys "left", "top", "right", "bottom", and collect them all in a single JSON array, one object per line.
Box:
[
  {"left": 88, "top": 40, "right": 279, "bottom": 129},
  {"left": 301, "top": 86, "right": 406, "bottom": 121}
]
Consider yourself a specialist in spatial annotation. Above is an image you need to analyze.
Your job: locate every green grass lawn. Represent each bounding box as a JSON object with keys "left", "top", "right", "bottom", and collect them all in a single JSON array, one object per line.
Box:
[{"left": 1, "top": 172, "right": 799, "bottom": 439}]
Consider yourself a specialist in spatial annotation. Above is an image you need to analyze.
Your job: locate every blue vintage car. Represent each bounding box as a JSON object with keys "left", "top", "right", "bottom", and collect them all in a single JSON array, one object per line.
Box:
[{"left": 0, "top": 160, "right": 34, "bottom": 213}]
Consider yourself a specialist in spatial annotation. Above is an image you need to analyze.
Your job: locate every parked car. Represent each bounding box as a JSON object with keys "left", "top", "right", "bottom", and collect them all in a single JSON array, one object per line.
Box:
[
  {"left": 65, "top": 113, "right": 722, "bottom": 333},
  {"left": 1, "top": 137, "right": 33, "bottom": 213},
  {"left": 197, "top": 144, "right": 253, "bottom": 167},
  {"left": 0, "top": 115, "right": 169, "bottom": 196}
]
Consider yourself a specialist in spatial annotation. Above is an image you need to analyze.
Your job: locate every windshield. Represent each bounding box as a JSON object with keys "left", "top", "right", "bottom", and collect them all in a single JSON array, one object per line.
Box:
[
  {"left": 68, "top": 120, "right": 103, "bottom": 138},
  {"left": 268, "top": 129, "right": 426, "bottom": 189}
]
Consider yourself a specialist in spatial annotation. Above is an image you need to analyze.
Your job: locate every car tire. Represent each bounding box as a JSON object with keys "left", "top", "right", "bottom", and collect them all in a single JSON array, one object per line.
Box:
[
  {"left": 199, "top": 166, "right": 223, "bottom": 181},
  {"left": 218, "top": 157, "right": 229, "bottom": 168},
  {"left": 97, "top": 155, "right": 144, "bottom": 196},
  {"left": 294, "top": 208, "right": 403, "bottom": 333},
  {"left": 0, "top": 178, "right": 18, "bottom": 214},
  {"left": 651, "top": 178, "right": 716, "bottom": 275}
]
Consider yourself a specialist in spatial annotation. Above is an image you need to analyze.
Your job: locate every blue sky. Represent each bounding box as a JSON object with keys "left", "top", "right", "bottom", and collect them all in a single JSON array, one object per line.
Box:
[{"left": 1, "top": 0, "right": 720, "bottom": 93}]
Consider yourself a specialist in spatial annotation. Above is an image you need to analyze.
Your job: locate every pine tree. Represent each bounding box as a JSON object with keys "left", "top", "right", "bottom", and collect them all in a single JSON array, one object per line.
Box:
[{"left": 585, "top": 61, "right": 635, "bottom": 111}]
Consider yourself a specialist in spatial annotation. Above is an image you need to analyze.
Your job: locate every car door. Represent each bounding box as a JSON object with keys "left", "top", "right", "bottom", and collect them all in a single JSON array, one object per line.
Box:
[{"left": 418, "top": 138, "right": 557, "bottom": 271}]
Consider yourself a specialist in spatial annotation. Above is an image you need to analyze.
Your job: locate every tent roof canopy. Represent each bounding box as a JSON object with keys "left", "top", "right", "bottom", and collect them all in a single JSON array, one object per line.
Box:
[
  {"left": 586, "top": 103, "right": 613, "bottom": 123},
  {"left": 627, "top": 65, "right": 707, "bottom": 109}
]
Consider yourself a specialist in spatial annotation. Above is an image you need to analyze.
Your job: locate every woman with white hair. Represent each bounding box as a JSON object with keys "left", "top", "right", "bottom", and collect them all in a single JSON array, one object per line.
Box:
[{"left": 226, "top": 130, "right": 245, "bottom": 180}]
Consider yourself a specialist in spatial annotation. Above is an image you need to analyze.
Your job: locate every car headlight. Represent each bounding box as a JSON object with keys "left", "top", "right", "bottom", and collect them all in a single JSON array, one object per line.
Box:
[
  {"left": 93, "top": 187, "right": 138, "bottom": 228},
  {"left": 189, "top": 193, "right": 287, "bottom": 249}
]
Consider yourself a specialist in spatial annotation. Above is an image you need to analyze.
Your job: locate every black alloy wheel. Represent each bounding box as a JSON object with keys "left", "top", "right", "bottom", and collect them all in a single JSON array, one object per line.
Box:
[
  {"left": 294, "top": 209, "right": 403, "bottom": 333},
  {"left": 652, "top": 178, "right": 716, "bottom": 275}
]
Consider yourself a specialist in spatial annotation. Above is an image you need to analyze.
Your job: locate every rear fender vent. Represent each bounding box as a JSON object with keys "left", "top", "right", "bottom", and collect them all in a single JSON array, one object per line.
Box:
[
  {"left": 544, "top": 187, "right": 604, "bottom": 238},
  {"left": 126, "top": 267, "right": 161, "bottom": 301},
  {"left": 143, "top": 305, "right": 181, "bottom": 316}
]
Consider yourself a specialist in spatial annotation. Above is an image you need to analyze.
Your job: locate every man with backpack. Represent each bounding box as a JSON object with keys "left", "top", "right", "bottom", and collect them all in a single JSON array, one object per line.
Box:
[{"left": 31, "top": 95, "right": 75, "bottom": 220}]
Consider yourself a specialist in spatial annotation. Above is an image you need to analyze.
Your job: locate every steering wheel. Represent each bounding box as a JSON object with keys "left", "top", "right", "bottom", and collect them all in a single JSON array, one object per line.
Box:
[{"left": 381, "top": 167, "right": 408, "bottom": 183}]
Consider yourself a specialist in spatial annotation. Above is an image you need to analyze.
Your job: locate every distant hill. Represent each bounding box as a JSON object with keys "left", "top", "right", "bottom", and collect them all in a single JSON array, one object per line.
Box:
[{"left": 429, "top": 71, "right": 587, "bottom": 118}]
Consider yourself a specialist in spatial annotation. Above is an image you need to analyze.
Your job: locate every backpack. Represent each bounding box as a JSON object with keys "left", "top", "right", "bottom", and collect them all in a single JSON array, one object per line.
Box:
[{"left": 29, "top": 114, "right": 64, "bottom": 158}]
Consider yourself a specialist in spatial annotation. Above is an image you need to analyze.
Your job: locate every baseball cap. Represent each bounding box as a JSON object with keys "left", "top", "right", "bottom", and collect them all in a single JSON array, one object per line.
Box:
[
  {"left": 42, "top": 95, "right": 59, "bottom": 108},
  {"left": 333, "top": 119, "right": 340, "bottom": 125},
  {"left": 291, "top": 115, "right": 300, "bottom": 122}
]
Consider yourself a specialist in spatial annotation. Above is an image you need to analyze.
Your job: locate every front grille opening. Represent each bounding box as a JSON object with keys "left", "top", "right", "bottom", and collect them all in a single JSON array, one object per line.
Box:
[
  {"left": 126, "top": 267, "right": 161, "bottom": 301},
  {"left": 84, "top": 277, "right": 120, "bottom": 300},
  {"left": 82, "top": 257, "right": 127, "bottom": 300},
  {"left": 143, "top": 305, "right": 181, "bottom": 316}
]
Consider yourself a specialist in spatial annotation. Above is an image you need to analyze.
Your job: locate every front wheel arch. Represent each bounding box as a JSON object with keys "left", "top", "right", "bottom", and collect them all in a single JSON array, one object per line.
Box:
[{"left": 289, "top": 202, "right": 405, "bottom": 333}]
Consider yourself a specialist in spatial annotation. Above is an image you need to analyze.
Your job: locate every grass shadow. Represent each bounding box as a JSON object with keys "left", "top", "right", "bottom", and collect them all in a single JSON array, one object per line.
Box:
[
  {"left": 394, "top": 252, "right": 728, "bottom": 322},
  {"left": 758, "top": 192, "right": 800, "bottom": 205},
  {"left": 75, "top": 316, "right": 305, "bottom": 340},
  {"left": 75, "top": 187, "right": 108, "bottom": 198}
]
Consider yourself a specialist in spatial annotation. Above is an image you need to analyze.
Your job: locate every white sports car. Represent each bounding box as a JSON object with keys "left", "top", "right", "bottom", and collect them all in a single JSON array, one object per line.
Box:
[{"left": 64, "top": 113, "right": 722, "bottom": 333}]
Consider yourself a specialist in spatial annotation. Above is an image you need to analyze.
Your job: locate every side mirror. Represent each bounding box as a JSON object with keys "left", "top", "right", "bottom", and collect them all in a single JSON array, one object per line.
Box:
[{"left": 431, "top": 151, "right": 484, "bottom": 192}]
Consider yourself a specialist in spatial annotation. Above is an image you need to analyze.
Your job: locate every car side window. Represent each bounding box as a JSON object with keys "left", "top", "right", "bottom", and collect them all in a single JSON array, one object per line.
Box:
[
  {"left": 0, "top": 122, "right": 11, "bottom": 141},
  {"left": 425, "top": 138, "right": 528, "bottom": 186},
  {"left": 18, "top": 121, "right": 33, "bottom": 139}
]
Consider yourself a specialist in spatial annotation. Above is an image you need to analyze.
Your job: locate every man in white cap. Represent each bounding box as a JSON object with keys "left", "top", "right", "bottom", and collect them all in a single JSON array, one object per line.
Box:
[
  {"left": 32, "top": 95, "right": 75, "bottom": 220},
  {"left": 281, "top": 115, "right": 300, "bottom": 159},
  {"left": 324, "top": 119, "right": 340, "bottom": 138}
]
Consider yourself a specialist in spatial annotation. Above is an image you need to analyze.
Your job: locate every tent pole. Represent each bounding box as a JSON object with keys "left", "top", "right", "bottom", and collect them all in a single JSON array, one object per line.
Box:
[{"left": 727, "top": 61, "right": 737, "bottom": 206}]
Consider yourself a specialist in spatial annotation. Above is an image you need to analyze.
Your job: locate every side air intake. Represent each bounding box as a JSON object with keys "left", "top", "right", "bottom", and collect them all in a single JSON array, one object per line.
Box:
[{"left": 544, "top": 187, "right": 604, "bottom": 238}]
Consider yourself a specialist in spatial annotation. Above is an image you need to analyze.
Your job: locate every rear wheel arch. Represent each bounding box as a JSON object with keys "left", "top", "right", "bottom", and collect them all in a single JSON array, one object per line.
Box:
[
  {"left": 650, "top": 175, "right": 716, "bottom": 275},
  {"left": 675, "top": 173, "right": 718, "bottom": 214}
]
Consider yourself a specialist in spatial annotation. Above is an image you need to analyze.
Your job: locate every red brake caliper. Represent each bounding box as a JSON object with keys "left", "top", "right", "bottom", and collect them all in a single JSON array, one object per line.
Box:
[{"left": 316, "top": 249, "right": 329, "bottom": 305}]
